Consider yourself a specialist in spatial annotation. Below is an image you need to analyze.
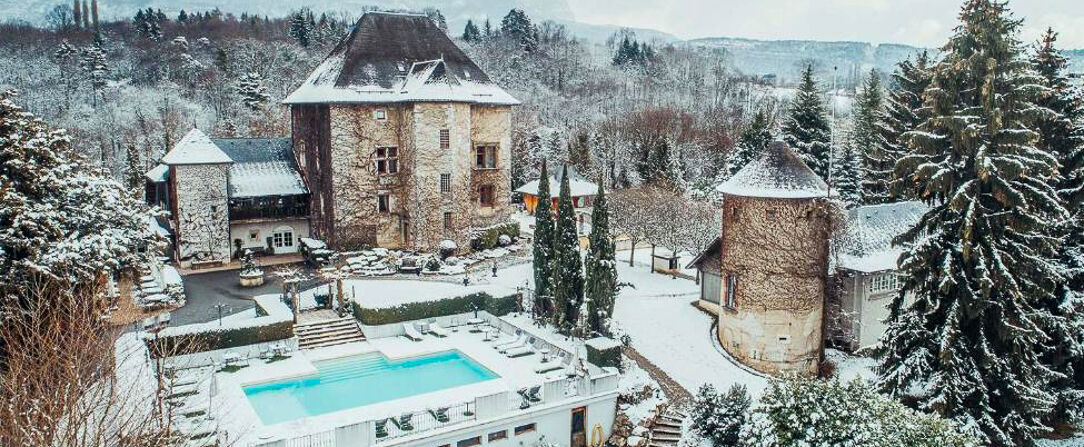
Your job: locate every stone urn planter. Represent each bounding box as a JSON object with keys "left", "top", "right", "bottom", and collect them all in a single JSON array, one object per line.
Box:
[
  {"left": 238, "top": 249, "right": 265, "bottom": 287},
  {"left": 239, "top": 269, "right": 265, "bottom": 287}
]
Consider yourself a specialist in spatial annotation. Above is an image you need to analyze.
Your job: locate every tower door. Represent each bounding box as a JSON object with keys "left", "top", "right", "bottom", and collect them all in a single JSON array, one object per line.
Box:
[{"left": 570, "top": 406, "right": 587, "bottom": 447}]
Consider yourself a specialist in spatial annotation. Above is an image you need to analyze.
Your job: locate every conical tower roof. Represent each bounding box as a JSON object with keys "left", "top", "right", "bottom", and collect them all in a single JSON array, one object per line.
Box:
[
  {"left": 717, "top": 141, "right": 828, "bottom": 199},
  {"left": 161, "top": 129, "right": 232, "bottom": 165}
]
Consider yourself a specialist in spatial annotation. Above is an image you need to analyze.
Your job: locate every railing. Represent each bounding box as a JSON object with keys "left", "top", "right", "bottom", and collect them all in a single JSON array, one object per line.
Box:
[
  {"left": 284, "top": 431, "right": 334, "bottom": 447},
  {"left": 374, "top": 401, "right": 476, "bottom": 443}
]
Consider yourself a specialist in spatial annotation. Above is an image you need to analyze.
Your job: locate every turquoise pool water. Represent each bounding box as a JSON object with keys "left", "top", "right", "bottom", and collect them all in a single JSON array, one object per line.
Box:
[{"left": 243, "top": 350, "right": 499, "bottom": 424}]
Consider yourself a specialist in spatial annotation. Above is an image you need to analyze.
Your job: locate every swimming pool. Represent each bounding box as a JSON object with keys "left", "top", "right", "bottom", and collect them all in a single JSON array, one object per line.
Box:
[{"left": 243, "top": 350, "right": 499, "bottom": 424}]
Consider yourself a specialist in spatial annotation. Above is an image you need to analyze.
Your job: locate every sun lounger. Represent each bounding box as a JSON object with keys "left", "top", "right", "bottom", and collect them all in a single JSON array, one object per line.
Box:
[
  {"left": 495, "top": 334, "right": 527, "bottom": 352},
  {"left": 375, "top": 419, "right": 389, "bottom": 438},
  {"left": 392, "top": 413, "right": 413, "bottom": 431},
  {"left": 403, "top": 324, "right": 423, "bottom": 341},
  {"left": 172, "top": 375, "right": 199, "bottom": 388},
  {"left": 429, "top": 323, "right": 450, "bottom": 338},
  {"left": 534, "top": 361, "right": 564, "bottom": 374},
  {"left": 505, "top": 340, "right": 536, "bottom": 358},
  {"left": 429, "top": 407, "right": 450, "bottom": 423},
  {"left": 168, "top": 383, "right": 198, "bottom": 398},
  {"left": 526, "top": 385, "right": 542, "bottom": 402}
]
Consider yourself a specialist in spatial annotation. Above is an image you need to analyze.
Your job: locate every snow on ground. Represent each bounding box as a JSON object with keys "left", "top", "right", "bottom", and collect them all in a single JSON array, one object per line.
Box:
[
  {"left": 612, "top": 261, "right": 770, "bottom": 396},
  {"left": 618, "top": 358, "right": 666, "bottom": 425},
  {"left": 826, "top": 348, "right": 877, "bottom": 383}
]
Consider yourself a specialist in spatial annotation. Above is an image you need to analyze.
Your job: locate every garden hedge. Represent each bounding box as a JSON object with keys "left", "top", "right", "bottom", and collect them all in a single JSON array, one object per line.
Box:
[
  {"left": 352, "top": 292, "right": 521, "bottom": 325},
  {"left": 470, "top": 222, "right": 521, "bottom": 251},
  {"left": 146, "top": 300, "right": 294, "bottom": 358}
]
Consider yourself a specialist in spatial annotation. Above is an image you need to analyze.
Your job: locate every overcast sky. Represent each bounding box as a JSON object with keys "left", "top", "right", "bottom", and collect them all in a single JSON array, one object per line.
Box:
[{"left": 568, "top": 0, "right": 1084, "bottom": 48}]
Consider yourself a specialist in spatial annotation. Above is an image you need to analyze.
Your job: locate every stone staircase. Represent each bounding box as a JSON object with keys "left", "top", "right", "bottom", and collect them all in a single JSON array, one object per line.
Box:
[
  {"left": 647, "top": 407, "right": 685, "bottom": 447},
  {"left": 295, "top": 317, "right": 365, "bottom": 349}
]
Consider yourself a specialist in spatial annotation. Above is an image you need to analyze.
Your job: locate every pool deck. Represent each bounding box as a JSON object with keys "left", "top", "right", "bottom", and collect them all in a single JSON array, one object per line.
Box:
[{"left": 207, "top": 324, "right": 586, "bottom": 445}]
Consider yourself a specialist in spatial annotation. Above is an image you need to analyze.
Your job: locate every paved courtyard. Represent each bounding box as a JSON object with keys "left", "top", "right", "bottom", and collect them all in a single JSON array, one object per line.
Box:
[{"left": 173, "top": 267, "right": 318, "bottom": 326}]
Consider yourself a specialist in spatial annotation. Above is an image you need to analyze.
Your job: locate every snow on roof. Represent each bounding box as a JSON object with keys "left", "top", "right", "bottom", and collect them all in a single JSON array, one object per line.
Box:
[
  {"left": 144, "top": 163, "right": 169, "bottom": 182},
  {"left": 717, "top": 141, "right": 828, "bottom": 199},
  {"left": 515, "top": 167, "right": 598, "bottom": 198},
  {"left": 585, "top": 337, "right": 621, "bottom": 351},
  {"left": 284, "top": 12, "right": 519, "bottom": 106},
  {"left": 161, "top": 129, "right": 232, "bottom": 165},
  {"left": 836, "top": 201, "right": 928, "bottom": 273},
  {"left": 228, "top": 161, "right": 308, "bottom": 198}
]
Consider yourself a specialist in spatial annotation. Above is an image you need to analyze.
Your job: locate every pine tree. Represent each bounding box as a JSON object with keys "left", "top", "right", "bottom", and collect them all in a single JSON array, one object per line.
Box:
[
  {"left": 235, "top": 72, "right": 271, "bottom": 110},
  {"left": 868, "top": 53, "right": 932, "bottom": 204},
  {"left": 289, "top": 11, "right": 311, "bottom": 47},
  {"left": 178, "top": 9, "right": 189, "bottom": 24},
  {"left": 851, "top": 69, "right": 884, "bottom": 204},
  {"left": 462, "top": 20, "right": 481, "bottom": 43},
  {"left": 551, "top": 166, "right": 584, "bottom": 331},
  {"left": 1029, "top": 27, "right": 1084, "bottom": 425},
  {"left": 483, "top": 19, "right": 493, "bottom": 38},
  {"left": 691, "top": 384, "right": 749, "bottom": 447},
  {"left": 876, "top": 2, "right": 1072, "bottom": 445},
  {"left": 500, "top": 9, "right": 535, "bottom": 52},
  {"left": 78, "top": 44, "right": 108, "bottom": 107},
  {"left": 782, "top": 64, "right": 833, "bottom": 181},
  {"left": 726, "top": 110, "right": 772, "bottom": 178},
  {"left": 532, "top": 161, "right": 556, "bottom": 320},
  {"left": 584, "top": 179, "right": 617, "bottom": 336},
  {"left": 124, "top": 143, "right": 142, "bottom": 191},
  {"left": 831, "top": 139, "right": 862, "bottom": 205}
]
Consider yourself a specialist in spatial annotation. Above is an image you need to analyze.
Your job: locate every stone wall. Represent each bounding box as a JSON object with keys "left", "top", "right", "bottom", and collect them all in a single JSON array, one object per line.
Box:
[
  {"left": 716, "top": 194, "right": 830, "bottom": 375},
  {"left": 172, "top": 164, "right": 231, "bottom": 268},
  {"left": 323, "top": 103, "right": 512, "bottom": 252}
]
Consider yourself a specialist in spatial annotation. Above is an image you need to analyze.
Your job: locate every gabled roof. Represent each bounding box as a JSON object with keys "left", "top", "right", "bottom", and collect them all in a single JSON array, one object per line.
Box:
[
  {"left": 515, "top": 166, "right": 598, "bottom": 198},
  {"left": 717, "top": 141, "right": 828, "bottom": 199},
  {"left": 284, "top": 12, "right": 519, "bottom": 106},
  {"left": 836, "top": 201, "right": 928, "bottom": 273},
  {"left": 210, "top": 138, "right": 308, "bottom": 199},
  {"left": 144, "top": 163, "right": 169, "bottom": 182},
  {"left": 686, "top": 237, "right": 722, "bottom": 270},
  {"left": 161, "top": 129, "right": 232, "bottom": 165}
]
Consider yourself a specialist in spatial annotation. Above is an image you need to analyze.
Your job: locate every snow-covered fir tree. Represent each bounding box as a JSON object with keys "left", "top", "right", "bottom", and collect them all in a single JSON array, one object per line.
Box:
[
  {"left": 532, "top": 161, "right": 556, "bottom": 320},
  {"left": 462, "top": 20, "right": 481, "bottom": 43},
  {"left": 830, "top": 137, "right": 862, "bottom": 205},
  {"left": 851, "top": 69, "right": 884, "bottom": 204},
  {"left": 725, "top": 109, "right": 772, "bottom": 180},
  {"left": 235, "top": 71, "right": 271, "bottom": 111},
  {"left": 0, "top": 90, "right": 162, "bottom": 309},
  {"left": 1029, "top": 27, "right": 1084, "bottom": 425},
  {"left": 742, "top": 377, "right": 978, "bottom": 447},
  {"left": 690, "top": 383, "right": 749, "bottom": 447},
  {"left": 551, "top": 166, "right": 584, "bottom": 331},
  {"left": 500, "top": 9, "right": 536, "bottom": 52},
  {"left": 868, "top": 52, "right": 932, "bottom": 204},
  {"left": 77, "top": 44, "right": 107, "bottom": 107},
  {"left": 584, "top": 179, "right": 617, "bottom": 336},
  {"left": 782, "top": 63, "right": 833, "bottom": 181},
  {"left": 288, "top": 10, "right": 312, "bottom": 47},
  {"left": 876, "top": 2, "right": 1074, "bottom": 445}
]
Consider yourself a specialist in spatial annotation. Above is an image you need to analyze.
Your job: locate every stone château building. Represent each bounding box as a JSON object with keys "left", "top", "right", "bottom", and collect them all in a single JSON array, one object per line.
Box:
[
  {"left": 700, "top": 141, "right": 832, "bottom": 375},
  {"left": 285, "top": 12, "right": 519, "bottom": 251}
]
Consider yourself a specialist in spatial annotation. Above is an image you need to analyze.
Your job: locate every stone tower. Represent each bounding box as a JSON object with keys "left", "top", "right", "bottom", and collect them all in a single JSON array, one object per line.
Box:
[{"left": 714, "top": 141, "right": 831, "bottom": 375}]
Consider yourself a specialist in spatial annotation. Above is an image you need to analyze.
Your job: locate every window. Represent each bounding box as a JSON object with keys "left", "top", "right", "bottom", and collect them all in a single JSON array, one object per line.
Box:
[
  {"left": 479, "top": 185, "right": 495, "bottom": 207},
  {"left": 272, "top": 228, "right": 294, "bottom": 248},
  {"left": 249, "top": 230, "right": 259, "bottom": 240},
  {"left": 724, "top": 273, "right": 738, "bottom": 309},
  {"left": 487, "top": 431, "right": 508, "bottom": 442},
  {"left": 373, "top": 109, "right": 387, "bottom": 120},
  {"left": 514, "top": 424, "right": 536, "bottom": 436},
  {"left": 375, "top": 146, "right": 399, "bottom": 174},
  {"left": 869, "top": 273, "right": 899, "bottom": 293},
  {"left": 766, "top": 208, "right": 778, "bottom": 218},
  {"left": 440, "top": 173, "right": 451, "bottom": 193},
  {"left": 457, "top": 437, "right": 482, "bottom": 447},
  {"left": 440, "top": 129, "right": 450, "bottom": 149},
  {"left": 444, "top": 212, "right": 453, "bottom": 230},
  {"left": 377, "top": 193, "right": 390, "bottom": 213},
  {"left": 475, "top": 144, "right": 497, "bottom": 169}
]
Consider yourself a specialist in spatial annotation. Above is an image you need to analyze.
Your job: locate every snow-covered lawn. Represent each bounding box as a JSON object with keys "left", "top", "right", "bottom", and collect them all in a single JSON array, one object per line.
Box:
[{"left": 612, "top": 262, "right": 770, "bottom": 396}]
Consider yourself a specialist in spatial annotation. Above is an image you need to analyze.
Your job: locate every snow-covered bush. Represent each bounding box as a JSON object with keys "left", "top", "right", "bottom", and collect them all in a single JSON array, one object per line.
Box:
[
  {"left": 690, "top": 383, "right": 749, "bottom": 447},
  {"left": 741, "top": 377, "right": 979, "bottom": 447},
  {"left": 439, "top": 239, "right": 458, "bottom": 259}
]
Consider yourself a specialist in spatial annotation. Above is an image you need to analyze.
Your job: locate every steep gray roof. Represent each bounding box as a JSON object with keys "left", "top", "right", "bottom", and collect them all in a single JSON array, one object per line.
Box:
[
  {"left": 717, "top": 141, "right": 828, "bottom": 199},
  {"left": 284, "top": 12, "right": 518, "bottom": 105},
  {"left": 211, "top": 138, "right": 308, "bottom": 199},
  {"left": 836, "top": 201, "right": 928, "bottom": 273},
  {"left": 161, "top": 129, "right": 231, "bottom": 165}
]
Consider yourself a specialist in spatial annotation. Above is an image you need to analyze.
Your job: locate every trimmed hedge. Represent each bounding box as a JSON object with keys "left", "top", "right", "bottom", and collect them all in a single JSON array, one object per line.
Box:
[
  {"left": 146, "top": 301, "right": 294, "bottom": 359},
  {"left": 586, "top": 338, "right": 622, "bottom": 369},
  {"left": 352, "top": 292, "right": 520, "bottom": 325}
]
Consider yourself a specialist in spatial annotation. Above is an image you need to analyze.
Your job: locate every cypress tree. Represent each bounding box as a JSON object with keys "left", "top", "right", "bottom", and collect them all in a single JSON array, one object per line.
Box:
[
  {"left": 782, "top": 64, "right": 833, "bottom": 181},
  {"left": 551, "top": 166, "right": 584, "bottom": 331},
  {"left": 726, "top": 109, "right": 772, "bottom": 178},
  {"left": 876, "top": 2, "right": 1071, "bottom": 445},
  {"left": 532, "top": 161, "right": 555, "bottom": 320},
  {"left": 73, "top": 0, "right": 81, "bottom": 30},
  {"left": 868, "top": 52, "right": 932, "bottom": 203},
  {"left": 1030, "top": 27, "right": 1084, "bottom": 425},
  {"left": 584, "top": 179, "right": 617, "bottom": 336}
]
